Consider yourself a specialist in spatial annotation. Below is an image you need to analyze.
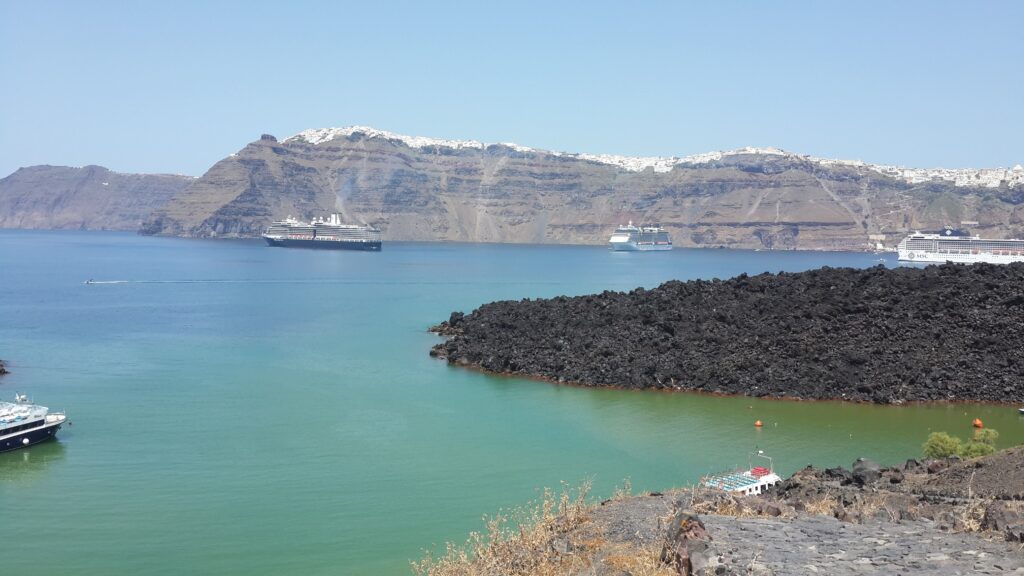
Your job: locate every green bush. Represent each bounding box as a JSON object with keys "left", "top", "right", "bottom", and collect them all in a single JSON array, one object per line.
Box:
[
  {"left": 923, "top": 432, "right": 962, "bottom": 458},
  {"left": 959, "top": 441, "right": 996, "bottom": 459},
  {"left": 922, "top": 428, "right": 1000, "bottom": 459},
  {"left": 973, "top": 428, "right": 999, "bottom": 446}
]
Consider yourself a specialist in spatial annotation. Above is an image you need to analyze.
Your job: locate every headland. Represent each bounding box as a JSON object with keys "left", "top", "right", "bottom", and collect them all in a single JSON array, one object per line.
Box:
[{"left": 431, "top": 262, "right": 1024, "bottom": 404}]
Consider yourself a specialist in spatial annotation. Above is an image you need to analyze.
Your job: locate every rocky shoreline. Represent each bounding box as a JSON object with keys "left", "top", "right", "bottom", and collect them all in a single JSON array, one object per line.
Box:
[
  {"left": 417, "top": 449, "right": 1024, "bottom": 575},
  {"left": 616, "top": 449, "right": 1024, "bottom": 574},
  {"left": 431, "top": 263, "right": 1024, "bottom": 404}
]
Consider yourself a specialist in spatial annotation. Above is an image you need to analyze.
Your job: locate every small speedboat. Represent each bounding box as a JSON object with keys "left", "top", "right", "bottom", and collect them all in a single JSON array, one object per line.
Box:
[{"left": 1018, "top": 407, "right": 1024, "bottom": 415}]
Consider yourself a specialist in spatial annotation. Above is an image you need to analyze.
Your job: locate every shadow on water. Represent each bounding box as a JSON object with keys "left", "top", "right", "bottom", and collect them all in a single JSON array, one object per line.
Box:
[
  {"left": 0, "top": 440, "right": 67, "bottom": 483},
  {"left": 470, "top": 368, "right": 1024, "bottom": 481}
]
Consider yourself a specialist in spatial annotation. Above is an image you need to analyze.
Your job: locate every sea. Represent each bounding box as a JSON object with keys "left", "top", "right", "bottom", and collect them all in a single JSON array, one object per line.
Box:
[{"left": 2, "top": 230, "right": 1021, "bottom": 575}]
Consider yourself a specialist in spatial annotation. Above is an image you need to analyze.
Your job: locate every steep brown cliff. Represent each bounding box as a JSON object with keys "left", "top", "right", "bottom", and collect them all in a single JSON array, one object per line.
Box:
[
  {"left": 141, "top": 130, "right": 1024, "bottom": 250},
  {"left": 0, "top": 165, "right": 192, "bottom": 231}
]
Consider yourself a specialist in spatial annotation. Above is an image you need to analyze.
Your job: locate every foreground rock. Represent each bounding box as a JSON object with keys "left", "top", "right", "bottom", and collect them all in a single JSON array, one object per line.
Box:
[
  {"left": 431, "top": 263, "right": 1024, "bottom": 403},
  {"left": 418, "top": 449, "right": 1024, "bottom": 575},
  {"left": 589, "top": 496, "right": 1023, "bottom": 575}
]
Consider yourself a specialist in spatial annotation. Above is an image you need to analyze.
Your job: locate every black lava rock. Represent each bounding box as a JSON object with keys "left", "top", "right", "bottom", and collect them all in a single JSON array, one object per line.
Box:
[
  {"left": 852, "top": 458, "right": 882, "bottom": 486},
  {"left": 430, "top": 263, "right": 1024, "bottom": 403}
]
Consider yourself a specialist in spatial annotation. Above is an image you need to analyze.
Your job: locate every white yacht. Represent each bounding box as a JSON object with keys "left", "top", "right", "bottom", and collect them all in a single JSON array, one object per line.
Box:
[
  {"left": 0, "top": 394, "right": 68, "bottom": 453},
  {"left": 703, "top": 451, "right": 783, "bottom": 496}
]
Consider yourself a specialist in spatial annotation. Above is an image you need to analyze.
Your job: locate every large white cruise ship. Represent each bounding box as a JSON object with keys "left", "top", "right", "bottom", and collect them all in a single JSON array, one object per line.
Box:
[
  {"left": 263, "top": 214, "right": 382, "bottom": 251},
  {"left": 608, "top": 221, "right": 672, "bottom": 251},
  {"left": 897, "top": 229, "right": 1024, "bottom": 264}
]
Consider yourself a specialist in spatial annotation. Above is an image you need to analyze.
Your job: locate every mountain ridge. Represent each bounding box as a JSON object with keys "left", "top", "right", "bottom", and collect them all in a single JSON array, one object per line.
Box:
[
  {"left": 0, "top": 165, "right": 193, "bottom": 231},
  {"left": 284, "top": 125, "right": 1024, "bottom": 187},
  {"left": 140, "top": 127, "right": 1024, "bottom": 249},
  {"left": 5, "top": 126, "right": 1024, "bottom": 249}
]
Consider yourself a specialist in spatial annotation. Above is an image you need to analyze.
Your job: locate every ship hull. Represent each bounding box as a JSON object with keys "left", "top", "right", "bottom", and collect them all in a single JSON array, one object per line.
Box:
[
  {"left": 264, "top": 237, "right": 382, "bottom": 251},
  {"left": 0, "top": 421, "right": 64, "bottom": 453},
  {"left": 898, "top": 250, "right": 1024, "bottom": 264},
  {"left": 610, "top": 242, "right": 673, "bottom": 251}
]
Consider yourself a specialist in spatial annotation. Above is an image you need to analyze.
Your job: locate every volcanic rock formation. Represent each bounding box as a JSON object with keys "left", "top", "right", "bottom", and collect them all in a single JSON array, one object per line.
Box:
[{"left": 431, "top": 262, "right": 1024, "bottom": 403}]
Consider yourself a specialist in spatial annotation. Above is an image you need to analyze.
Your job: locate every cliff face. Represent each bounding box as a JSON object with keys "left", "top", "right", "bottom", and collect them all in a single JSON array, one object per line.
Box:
[
  {"left": 4, "top": 129, "right": 1022, "bottom": 248},
  {"left": 0, "top": 165, "right": 192, "bottom": 231},
  {"left": 140, "top": 129, "right": 1024, "bottom": 249}
]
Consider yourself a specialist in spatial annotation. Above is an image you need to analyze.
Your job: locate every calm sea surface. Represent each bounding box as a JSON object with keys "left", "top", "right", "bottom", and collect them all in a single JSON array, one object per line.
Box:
[{"left": 2, "top": 230, "right": 1021, "bottom": 575}]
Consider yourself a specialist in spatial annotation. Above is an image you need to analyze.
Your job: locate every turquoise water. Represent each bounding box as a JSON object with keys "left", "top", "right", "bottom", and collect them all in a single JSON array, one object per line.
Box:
[{"left": 1, "top": 230, "right": 1021, "bottom": 575}]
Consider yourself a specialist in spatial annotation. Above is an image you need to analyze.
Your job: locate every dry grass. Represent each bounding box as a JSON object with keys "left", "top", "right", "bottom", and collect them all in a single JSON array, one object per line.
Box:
[
  {"left": 955, "top": 500, "right": 986, "bottom": 533},
  {"left": 600, "top": 543, "right": 676, "bottom": 576},
  {"left": 691, "top": 495, "right": 741, "bottom": 517},
  {"left": 802, "top": 493, "right": 837, "bottom": 517},
  {"left": 609, "top": 477, "right": 632, "bottom": 501},
  {"left": 411, "top": 481, "right": 594, "bottom": 576},
  {"left": 688, "top": 483, "right": 787, "bottom": 519}
]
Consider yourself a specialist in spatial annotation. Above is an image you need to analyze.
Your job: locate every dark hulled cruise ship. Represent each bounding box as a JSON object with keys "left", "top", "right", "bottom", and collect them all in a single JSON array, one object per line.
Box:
[
  {"left": 0, "top": 394, "right": 68, "bottom": 453},
  {"left": 263, "top": 214, "right": 382, "bottom": 251}
]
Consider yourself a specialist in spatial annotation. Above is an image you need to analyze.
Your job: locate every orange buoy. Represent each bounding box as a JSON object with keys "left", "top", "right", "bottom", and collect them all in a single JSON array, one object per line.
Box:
[
  {"left": 972, "top": 418, "right": 984, "bottom": 428},
  {"left": 754, "top": 420, "right": 763, "bottom": 427}
]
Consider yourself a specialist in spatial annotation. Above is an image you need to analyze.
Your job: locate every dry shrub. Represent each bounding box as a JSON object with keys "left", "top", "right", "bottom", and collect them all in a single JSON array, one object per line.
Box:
[
  {"left": 610, "top": 477, "right": 633, "bottom": 501},
  {"left": 955, "top": 500, "right": 986, "bottom": 533},
  {"left": 601, "top": 544, "right": 677, "bottom": 576},
  {"left": 802, "top": 493, "right": 836, "bottom": 517},
  {"left": 691, "top": 495, "right": 740, "bottom": 517},
  {"left": 688, "top": 485, "right": 783, "bottom": 519},
  {"left": 853, "top": 494, "right": 884, "bottom": 520},
  {"left": 412, "top": 481, "right": 593, "bottom": 576}
]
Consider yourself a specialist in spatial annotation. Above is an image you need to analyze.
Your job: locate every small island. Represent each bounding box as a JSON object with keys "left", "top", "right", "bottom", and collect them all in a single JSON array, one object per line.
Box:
[{"left": 431, "top": 263, "right": 1024, "bottom": 404}]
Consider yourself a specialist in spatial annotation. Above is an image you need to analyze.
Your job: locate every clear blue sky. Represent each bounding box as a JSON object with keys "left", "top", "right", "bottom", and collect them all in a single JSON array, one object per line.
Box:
[{"left": 1, "top": 1, "right": 1021, "bottom": 177}]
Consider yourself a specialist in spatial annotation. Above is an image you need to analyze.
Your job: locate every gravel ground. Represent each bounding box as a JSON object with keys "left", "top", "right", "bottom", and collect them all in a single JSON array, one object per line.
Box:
[
  {"left": 547, "top": 450, "right": 1024, "bottom": 575},
  {"left": 583, "top": 492, "right": 1024, "bottom": 576}
]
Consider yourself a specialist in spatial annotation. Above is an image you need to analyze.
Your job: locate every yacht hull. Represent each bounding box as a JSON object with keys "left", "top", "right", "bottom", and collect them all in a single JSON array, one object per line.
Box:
[
  {"left": 610, "top": 242, "right": 672, "bottom": 251},
  {"left": 0, "top": 421, "right": 64, "bottom": 453}
]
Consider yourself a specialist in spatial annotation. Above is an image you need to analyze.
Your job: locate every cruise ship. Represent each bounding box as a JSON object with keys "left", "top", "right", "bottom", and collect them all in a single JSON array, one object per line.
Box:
[
  {"left": 608, "top": 221, "right": 672, "bottom": 251},
  {"left": 897, "top": 228, "right": 1024, "bottom": 264},
  {"left": 263, "top": 214, "right": 382, "bottom": 251},
  {"left": 0, "top": 394, "right": 68, "bottom": 453}
]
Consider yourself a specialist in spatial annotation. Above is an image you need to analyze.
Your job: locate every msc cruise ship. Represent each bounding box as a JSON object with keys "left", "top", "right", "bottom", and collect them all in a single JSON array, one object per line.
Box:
[{"left": 897, "top": 229, "right": 1024, "bottom": 264}]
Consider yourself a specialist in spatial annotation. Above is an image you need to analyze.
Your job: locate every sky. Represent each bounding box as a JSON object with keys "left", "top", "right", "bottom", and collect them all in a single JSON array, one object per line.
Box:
[{"left": 1, "top": 1, "right": 1022, "bottom": 177}]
